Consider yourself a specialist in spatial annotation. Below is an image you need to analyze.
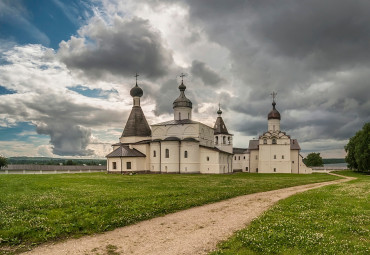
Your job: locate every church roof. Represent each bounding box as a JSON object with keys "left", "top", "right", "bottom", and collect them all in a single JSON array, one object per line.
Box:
[
  {"left": 290, "top": 139, "right": 301, "bottom": 150},
  {"left": 173, "top": 81, "right": 192, "bottom": 109},
  {"left": 268, "top": 102, "right": 281, "bottom": 120},
  {"left": 121, "top": 106, "right": 152, "bottom": 137},
  {"left": 106, "top": 145, "right": 146, "bottom": 158},
  {"left": 248, "top": 140, "right": 259, "bottom": 150},
  {"left": 199, "top": 145, "right": 233, "bottom": 155},
  {"left": 233, "top": 148, "right": 249, "bottom": 154},
  {"left": 214, "top": 116, "right": 229, "bottom": 135},
  {"left": 152, "top": 119, "right": 201, "bottom": 126}
]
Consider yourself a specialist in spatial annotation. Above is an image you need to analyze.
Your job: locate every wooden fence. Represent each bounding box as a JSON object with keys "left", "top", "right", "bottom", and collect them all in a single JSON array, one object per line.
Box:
[{"left": 0, "top": 164, "right": 106, "bottom": 174}]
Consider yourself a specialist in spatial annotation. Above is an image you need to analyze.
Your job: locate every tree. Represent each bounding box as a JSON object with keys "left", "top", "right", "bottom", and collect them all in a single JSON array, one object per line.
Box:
[
  {"left": 0, "top": 156, "right": 8, "bottom": 169},
  {"left": 345, "top": 123, "right": 370, "bottom": 172},
  {"left": 304, "top": 152, "right": 323, "bottom": 167}
]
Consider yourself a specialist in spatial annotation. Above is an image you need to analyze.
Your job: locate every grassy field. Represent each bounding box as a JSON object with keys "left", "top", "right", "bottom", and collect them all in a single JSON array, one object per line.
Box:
[
  {"left": 0, "top": 172, "right": 340, "bottom": 254},
  {"left": 211, "top": 171, "right": 369, "bottom": 255}
]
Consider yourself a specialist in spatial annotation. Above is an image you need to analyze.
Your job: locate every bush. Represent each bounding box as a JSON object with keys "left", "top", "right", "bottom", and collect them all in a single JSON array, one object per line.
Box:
[
  {"left": 304, "top": 152, "right": 323, "bottom": 167},
  {"left": 0, "top": 156, "right": 8, "bottom": 169}
]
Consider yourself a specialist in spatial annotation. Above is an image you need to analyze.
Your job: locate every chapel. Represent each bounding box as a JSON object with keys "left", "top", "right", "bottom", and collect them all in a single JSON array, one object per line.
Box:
[{"left": 106, "top": 78, "right": 311, "bottom": 174}]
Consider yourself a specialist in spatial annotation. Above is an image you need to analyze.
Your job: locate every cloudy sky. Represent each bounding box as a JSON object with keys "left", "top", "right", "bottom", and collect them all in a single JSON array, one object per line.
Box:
[{"left": 1, "top": 0, "right": 369, "bottom": 158}]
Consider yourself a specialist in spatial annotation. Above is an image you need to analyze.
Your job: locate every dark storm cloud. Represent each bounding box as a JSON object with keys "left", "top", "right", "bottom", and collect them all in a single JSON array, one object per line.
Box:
[
  {"left": 175, "top": 0, "right": 370, "bottom": 139},
  {"left": 0, "top": 92, "right": 125, "bottom": 156},
  {"left": 58, "top": 17, "right": 174, "bottom": 79},
  {"left": 190, "top": 60, "right": 224, "bottom": 87}
]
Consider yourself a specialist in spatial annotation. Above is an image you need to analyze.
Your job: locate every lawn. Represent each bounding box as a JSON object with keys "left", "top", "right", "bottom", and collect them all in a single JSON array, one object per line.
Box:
[
  {"left": 211, "top": 171, "right": 369, "bottom": 255},
  {"left": 0, "top": 172, "right": 340, "bottom": 254}
]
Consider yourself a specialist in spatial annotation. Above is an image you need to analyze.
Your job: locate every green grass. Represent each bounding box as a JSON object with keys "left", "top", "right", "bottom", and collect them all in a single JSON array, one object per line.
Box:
[
  {"left": 211, "top": 171, "right": 369, "bottom": 255},
  {"left": 0, "top": 172, "right": 340, "bottom": 254}
]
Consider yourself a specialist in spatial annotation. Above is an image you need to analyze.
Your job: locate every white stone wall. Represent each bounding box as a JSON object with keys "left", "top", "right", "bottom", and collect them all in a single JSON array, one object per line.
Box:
[
  {"left": 160, "top": 141, "right": 181, "bottom": 173},
  {"left": 174, "top": 107, "right": 192, "bottom": 120},
  {"left": 258, "top": 137, "right": 291, "bottom": 173},
  {"left": 233, "top": 153, "right": 250, "bottom": 172},
  {"left": 291, "top": 150, "right": 300, "bottom": 173},
  {"left": 215, "top": 134, "right": 233, "bottom": 153},
  {"left": 249, "top": 150, "right": 259, "bottom": 173},
  {"left": 298, "top": 154, "right": 313, "bottom": 174},
  {"left": 268, "top": 119, "right": 280, "bottom": 132},
  {"left": 180, "top": 141, "right": 200, "bottom": 173},
  {"left": 199, "top": 147, "right": 220, "bottom": 174},
  {"left": 107, "top": 157, "right": 146, "bottom": 172}
]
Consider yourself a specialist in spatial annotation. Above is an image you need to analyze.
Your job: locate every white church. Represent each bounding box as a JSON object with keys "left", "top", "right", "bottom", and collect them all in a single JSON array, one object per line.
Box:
[{"left": 106, "top": 78, "right": 311, "bottom": 174}]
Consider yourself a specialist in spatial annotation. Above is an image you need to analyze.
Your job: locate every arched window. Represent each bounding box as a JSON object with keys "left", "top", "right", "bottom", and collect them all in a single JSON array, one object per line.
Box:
[
  {"left": 282, "top": 155, "right": 284, "bottom": 159},
  {"left": 272, "top": 139, "right": 277, "bottom": 144},
  {"left": 153, "top": 150, "right": 156, "bottom": 157},
  {"left": 223, "top": 136, "right": 226, "bottom": 144},
  {"left": 165, "top": 149, "right": 169, "bottom": 158},
  {"left": 215, "top": 136, "right": 218, "bottom": 145},
  {"left": 234, "top": 156, "right": 236, "bottom": 160},
  {"left": 238, "top": 156, "right": 240, "bottom": 160},
  {"left": 207, "top": 156, "right": 210, "bottom": 161},
  {"left": 184, "top": 151, "right": 188, "bottom": 158},
  {"left": 263, "top": 139, "right": 267, "bottom": 144},
  {"left": 274, "top": 155, "right": 276, "bottom": 159},
  {"left": 228, "top": 137, "right": 231, "bottom": 144}
]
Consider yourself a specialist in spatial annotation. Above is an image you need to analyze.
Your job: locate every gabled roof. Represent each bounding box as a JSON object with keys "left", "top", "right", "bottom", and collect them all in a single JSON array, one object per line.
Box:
[
  {"left": 248, "top": 140, "right": 259, "bottom": 150},
  {"left": 290, "top": 139, "right": 301, "bottom": 150},
  {"left": 214, "top": 117, "right": 229, "bottom": 135},
  {"left": 106, "top": 146, "right": 146, "bottom": 158},
  {"left": 152, "top": 119, "right": 201, "bottom": 126},
  {"left": 122, "top": 106, "right": 151, "bottom": 137},
  {"left": 233, "top": 148, "right": 249, "bottom": 154}
]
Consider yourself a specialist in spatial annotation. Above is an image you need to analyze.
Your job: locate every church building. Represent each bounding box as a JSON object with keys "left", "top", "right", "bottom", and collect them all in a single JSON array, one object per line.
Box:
[
  {"left": 106, "top": 77, "right": 234, "bottom": 174},
  {"left": 106, "top": 77, "right": 311, "bottom": 174},
  {"left": 233, "top": 93, "right": 312, "bottom": 174}
]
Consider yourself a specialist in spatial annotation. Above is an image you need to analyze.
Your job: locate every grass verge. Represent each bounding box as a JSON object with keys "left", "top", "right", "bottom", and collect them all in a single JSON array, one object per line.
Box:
[
  {"left": 0, "top": 172, "right": 340, "bottom": 254},
  {"left": 211, "top": 171, "right": 369, "bottom": 255}
]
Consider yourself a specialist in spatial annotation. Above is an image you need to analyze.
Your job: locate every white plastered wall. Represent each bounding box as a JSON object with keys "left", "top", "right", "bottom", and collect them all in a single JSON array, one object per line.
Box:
[
  {"left": 199, "top": 147, "right": 220, "bottom": 174},
  {"left": 233, "top": 153, "right": 250, "bottom": 172}
]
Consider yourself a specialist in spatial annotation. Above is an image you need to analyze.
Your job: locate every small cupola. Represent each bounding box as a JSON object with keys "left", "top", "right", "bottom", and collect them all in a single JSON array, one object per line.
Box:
[
  {"left": 131, "top": 73, "right": 143, "bottom": 106},
  {"left": 267, "top": 91, "right": 281, "bottom": 132},
  {"left": 173, "top": 74, "right": 193, "bottom": 120}
]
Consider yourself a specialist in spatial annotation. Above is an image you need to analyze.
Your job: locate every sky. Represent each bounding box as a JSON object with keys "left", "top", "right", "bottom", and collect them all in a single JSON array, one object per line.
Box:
[{"left": 0, "top": 0, "right": 369, "bottom": 159}]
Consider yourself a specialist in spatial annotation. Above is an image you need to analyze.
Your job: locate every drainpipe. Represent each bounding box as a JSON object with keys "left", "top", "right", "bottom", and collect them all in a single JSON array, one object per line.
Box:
[
  {"left": 179, "top": 141, "right": 181, "bottom": 174},
  {"left": 120, "top": 158, "right": 123, "bottom": 175},
  {"left": 159, "top": 141, "right": 162, "bottom": 173},
  {"left": 298, "top": 151, "right": 300, "bottom": 174}
]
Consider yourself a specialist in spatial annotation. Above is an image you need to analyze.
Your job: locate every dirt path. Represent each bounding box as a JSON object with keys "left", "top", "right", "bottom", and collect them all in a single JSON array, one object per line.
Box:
[{"left": 23, "top": 174, "right": 354, "bottom": 255}]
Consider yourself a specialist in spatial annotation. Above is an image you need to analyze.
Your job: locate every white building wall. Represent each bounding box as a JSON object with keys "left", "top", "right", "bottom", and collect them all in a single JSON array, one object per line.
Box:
[
  {"left": 291, "top": 150, "right": 300, "bottom": 173},
  {"left": 233, "top": 153, "right": 250, "bottom": 172},
  {"left": 249, "top": 150, "right": 259, "bottom": 173},
  {"left": 268, "top": 119, "right": 280, "bottom": 132},
  {"left": 180, "top": 141, "right": 200, "bottom": 173},
  {"left": 258, "top": 139, "right": 291, "bottom": 173},
  {"left": 161, "top": 141, "right": 180, "bottom": 173},
  {"left": 199, "top": 147, "right": 220, "bottom": 174},
  {"left": 174, "top": 107, "right": 192, "bottom": 120},
  {"left": 150, "top": 142, "right": 161, "bottom": 172},
  {"left": 298, "top": 154, "right": 313, "bottom": 174}
]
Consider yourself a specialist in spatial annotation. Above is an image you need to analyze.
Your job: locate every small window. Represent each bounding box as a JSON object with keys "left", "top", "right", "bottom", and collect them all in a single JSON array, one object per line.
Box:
[
  {"left": 223, "top": 136, "right": 226, "bottom": 144},
  {"left": 282, "top": 155, "right": 284, "bottom": 159},
  {"left": 234, "top": 156, "right": 236, "bottom": 160},
  {"left": 228, "top": 137, "right": 231, "bottom": 144},
  {"left": 274, "top": 168, "right": 276, "bottom": 172},
  {"left": 244, "top": 156, "right": 245, "bottom": 159},
  {"left": 274, "top": 155, "right": 276, "bottom": 159},
  {"left": 292, "top": 161, "right": 295, "bottom": 163},
  {"left": 165, "top": 149, "right": 169, "bottom": 158},
  {"left": 179, "top": 112, "right": 181, "bottom": 120},
  {"left": 153, "top": 150, "right": 156, "bottom": 157},
  {"left": 255, "top": 155, "right": 258, "bottom": 160},
  {"left": 127, "top": 162, "right": 131, "bottom": 170},
  {"left": 238, "top": 156, "right": 240, "bottom": 160},
  {"left": 207, "top": 156, "right": 210, "bottom": 161},
  {"left": 272, "top": 139, "right": 277, "bottom": 144},
  {"left": 184, "top": 151, "right": 188, "bottom": 158},
  {"left": 165, "top": 166, "right": 167, "bottom": 171},
  {"left": 256, "top": 168, "right": 258, "bottom": 172},
  {"left": 112, "top": 162, "right": 117, "bottom": 169},
  {"left": 246, "top": 167, "right": 248, "bottom": 171},
  {"left": 215, "top": 136, "right": 218, "bottom": 145},
  {"left": 263, "top": 139, "right": 267, "bottom": 144},
  {"left": 188, "top": 113, "right": 190, "bottom": 118}
]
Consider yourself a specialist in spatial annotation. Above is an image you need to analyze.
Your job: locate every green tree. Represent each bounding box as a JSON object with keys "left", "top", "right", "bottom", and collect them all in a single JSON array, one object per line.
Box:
[
  {"left": 0, "top": 156, "right": 8, "bottom": 169},
  {"left": 304, "top": 152, "right": 323, "bottom": 167},
  {"left": 345, "top": 123, "right": 370, "bottom": 172}
]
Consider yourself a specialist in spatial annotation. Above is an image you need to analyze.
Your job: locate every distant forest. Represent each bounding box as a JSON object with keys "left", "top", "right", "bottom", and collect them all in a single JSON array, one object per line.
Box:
[
  {"left": 8, "top": 157, "right": 106, "bottom": 166},
  {"left": 322, "top": 158, "right": 346, "bottom": 164}
]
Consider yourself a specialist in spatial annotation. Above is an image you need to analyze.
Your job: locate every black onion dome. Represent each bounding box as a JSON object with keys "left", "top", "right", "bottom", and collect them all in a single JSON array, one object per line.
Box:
[
  {"left": 268, "top": 102, "right": 281, "bottom": 120},
  {"left": 130, "top": 84, "right": 143, "bottom": 97},
  {"left": 217, "top": 108, "right": 222, "bottom": 115},
  {"left": 173, "top": 81, "right": 192, "bottom": 108}
]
